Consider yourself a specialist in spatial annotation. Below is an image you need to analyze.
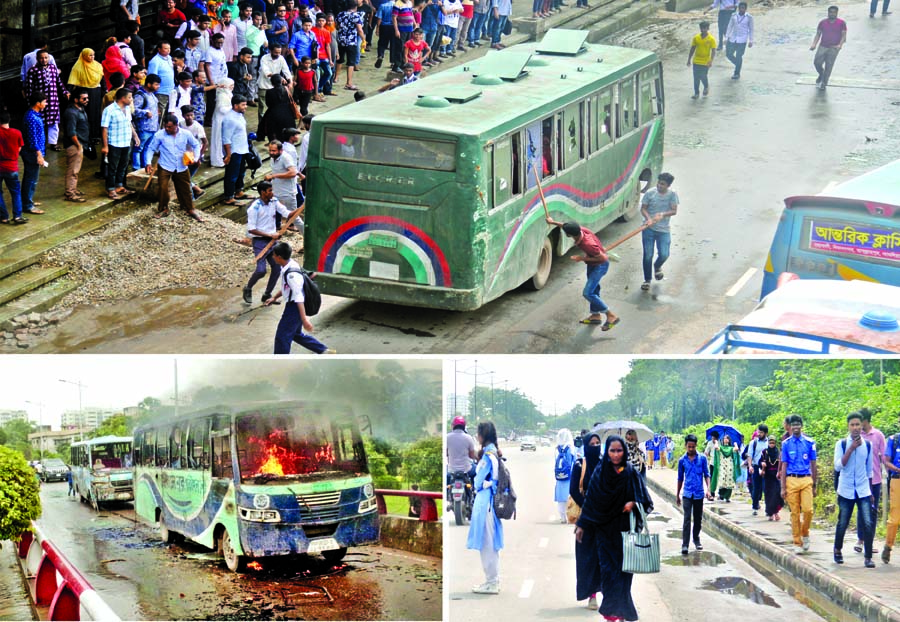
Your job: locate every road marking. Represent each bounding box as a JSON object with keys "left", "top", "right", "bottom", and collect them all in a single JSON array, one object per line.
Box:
[
  {"left": 725, "top": 267, "right": 757, "bottom": 297},
  {"left": 518, "top": 579, "right": 535, "bottom": 599},
  {"left": 538, "top": 537, "right": 549, "bottom": 548}
]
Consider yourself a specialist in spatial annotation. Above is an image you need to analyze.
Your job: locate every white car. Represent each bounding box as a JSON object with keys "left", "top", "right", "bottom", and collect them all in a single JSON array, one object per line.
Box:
[
  {"left": 698, "top": 278, "right": 900, "bottom": 354},
  {"left": 520, "top": 437, "right": 537, "bottom": 451}
]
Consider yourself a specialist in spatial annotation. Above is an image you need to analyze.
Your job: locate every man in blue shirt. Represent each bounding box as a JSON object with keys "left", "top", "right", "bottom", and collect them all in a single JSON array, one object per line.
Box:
[
  {"left": 833, "top": 411, "right": 875, "bottom": 567},
  {"left": 882, "top": 414, "right": 900, "bottom": 564},
  {"left": 144, "top": 114, "right": 203, "bottom": 222},
  {"left": 779, "top": 415, "right": 818, "bottom": 555},
  {"left": 222, "top": 95, "right": 250, "bottom": 205},
  {"left": 745, "top": 423, "right": 769, "bottom": 515},
  {"left": 374, "top": 0, "right": 396, "bottom": 69},
  {"left": 676, "top": 434, "right": 711, "bottom": 555},
  {"left": 288, "top": 17, "right": 318, "bottom": 69},
  {"left": 269, "top": 4, "right": 291, "bottom": 47},
  {"left": 21, "top": 94, "right": 48, "bottom": 218},
  {"left": 132, "top": 74, "right": 161, "bottom": 170}
]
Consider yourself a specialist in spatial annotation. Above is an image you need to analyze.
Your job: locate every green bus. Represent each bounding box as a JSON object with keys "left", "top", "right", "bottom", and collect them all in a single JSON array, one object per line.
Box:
[
  {"left": 304, "top": 29, "right": 665, "bottom": 310},
  {"left": 132, "top": 402, "right": 379, "bottom": 572}
]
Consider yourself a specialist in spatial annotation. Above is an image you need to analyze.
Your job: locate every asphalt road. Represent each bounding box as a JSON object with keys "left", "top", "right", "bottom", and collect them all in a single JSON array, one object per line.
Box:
[
  {"left": 33, "top": 482, "right": 441, "bottom": 621},
  {"left": 34, "top": 2, "right": 900, "bottom": 354},
  {"left": 446, "top": 442, "right": 825, "bottom": 621}
]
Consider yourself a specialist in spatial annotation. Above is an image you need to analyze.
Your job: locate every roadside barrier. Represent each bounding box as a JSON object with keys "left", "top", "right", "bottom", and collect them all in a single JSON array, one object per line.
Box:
[
  {"left": 374, "top": 489, "right": 441, "bottom": 522},
  {"left": 16, "top": 522, "right": 121, "bottom": 622}
]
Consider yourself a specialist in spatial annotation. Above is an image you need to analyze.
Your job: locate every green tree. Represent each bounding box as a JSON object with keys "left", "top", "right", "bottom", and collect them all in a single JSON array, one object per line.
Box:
[
  {"left": 364, "top": 437, "right": 401, "bottom": 489},
  {"left": 89, "top": 414, "right": 132, "bottom": 439},
  {"left": 401, "top": 437, "right": 442, "bottom": 491},
  {"left": 0, "top": 446, "right": 42, "bottom": 540}
]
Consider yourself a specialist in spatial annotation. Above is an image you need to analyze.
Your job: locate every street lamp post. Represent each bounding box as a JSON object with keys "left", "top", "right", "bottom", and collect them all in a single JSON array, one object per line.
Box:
[
  {"left": 25, "top": 400, "right": 43, "bottom": 462},
  {"left": 58, "top": 379, "right": 87, "bottom": 441}
]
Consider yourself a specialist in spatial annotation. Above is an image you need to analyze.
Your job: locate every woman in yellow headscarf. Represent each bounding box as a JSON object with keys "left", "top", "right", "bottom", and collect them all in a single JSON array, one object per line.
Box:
[{"left": 67, "top": 49, "right": 105, "bottom": 143}]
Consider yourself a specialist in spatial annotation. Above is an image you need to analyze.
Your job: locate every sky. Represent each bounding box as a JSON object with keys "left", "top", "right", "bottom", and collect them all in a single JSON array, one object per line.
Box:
[
  {"left": 443, "top": 356, "right": 632, "bottom": 416},
  {"left": 0, "top": 357, "right": 439, "bottom": 430}
]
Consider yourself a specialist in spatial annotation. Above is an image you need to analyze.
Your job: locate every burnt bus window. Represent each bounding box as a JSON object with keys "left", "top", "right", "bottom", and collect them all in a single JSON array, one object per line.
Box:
[{"left": 511, "top": 132, "right": 522, "bottom": 195}]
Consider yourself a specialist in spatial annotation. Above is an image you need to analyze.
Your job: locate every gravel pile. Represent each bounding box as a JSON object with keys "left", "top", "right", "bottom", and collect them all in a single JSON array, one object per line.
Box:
[{"left": 44, "top": 206, "right": 303, "bottom": 308}]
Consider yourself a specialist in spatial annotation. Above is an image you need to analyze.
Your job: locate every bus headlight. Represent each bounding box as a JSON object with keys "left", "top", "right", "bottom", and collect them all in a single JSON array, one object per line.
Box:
[
  {"left": 253, "top": 494, "right": 271, "bottom": 510},
  {"left": 358, "top": 498, "right": 379, "bottom": 513},
  {"left": 239, "top": 507, "right": 281, "bottom": 522},
  {"left": 363, "top": 483, "right": 374, "bottom": 498}
]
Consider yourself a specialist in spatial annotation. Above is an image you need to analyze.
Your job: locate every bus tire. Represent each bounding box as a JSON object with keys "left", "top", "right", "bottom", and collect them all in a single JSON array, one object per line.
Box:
[
  {"left": 322, "top": 547, "right": 348, "bottom": 563},
  {"left": 221, "top": 529, "right": 247, "bottom": 573},
  {"left": 159, "top": 515, "right": 178, "bottom": 544},
  {"left": 618, "top": 183, "right": 641, "bottom": 223},
  {"left": 526, "top": 237, "right": 553, "bottom": 291}
]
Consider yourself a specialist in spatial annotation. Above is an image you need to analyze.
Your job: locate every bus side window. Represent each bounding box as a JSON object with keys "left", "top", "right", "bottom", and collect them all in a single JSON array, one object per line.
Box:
[
  {"left": 640, "top": 82, "right": 653, "bottom": 125},
  {"left": 493, "top": 138, "right": 512, "bottom": 206},
  {"left": 578, "top": 102, "right": 585, "bottom": 160},
  {"left": 563, "top": 103, "right": 581, "bottom": 169},
  {"left": 599, "top": 89, "right": 613, "bottom": 148},
  {"left": 541, "top": 117, "right": 554, "bottom": 178},
  {"left": 188, "top": 418, "right": 210, "bottom": 470},
  {"left": 156, "top": 427, "right": 170, "bottom": 468},
  {"left": 556, "top": 115, "right": 563, "bottom": 172},
  {"left": 212, "top": 435, "right": 233, "bottom": 479},
  {"left": 511, "top": 131, "right": 522, "bottom": 195},
  {"left": 133, "top": 433, "right": 142, "bottom": 467},
  {"left": 171, "top": 425, "right": 183, "bottom": 469},
  {"left": 585, "top": 98, "right": 593, "bottom": 156},
  {"left": 619, "top": 77, "right": 636, "bottom": 135},
  {"left": 654, "top": 71, "right": 664, "bottom": 116}
]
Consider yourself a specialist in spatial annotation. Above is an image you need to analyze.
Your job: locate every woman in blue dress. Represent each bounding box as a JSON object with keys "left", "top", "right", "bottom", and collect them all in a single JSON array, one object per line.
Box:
[
  {"left": 466, "top": 421, "right": 503, "bottom": 594},
  {"left": 554, "top": 428, "right": 575, "bottom": 523}
]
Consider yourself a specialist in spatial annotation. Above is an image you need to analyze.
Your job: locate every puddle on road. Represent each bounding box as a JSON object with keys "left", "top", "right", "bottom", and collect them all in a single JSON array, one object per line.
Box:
[
  {"left": 662, "top": 552, "right": 726, "bottom": 567},
  {"left": 701, "top": 577, "right": 781, "bottom": 608}
]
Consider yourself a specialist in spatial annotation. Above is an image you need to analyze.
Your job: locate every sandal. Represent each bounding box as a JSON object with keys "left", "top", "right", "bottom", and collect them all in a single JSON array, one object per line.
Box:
[
  {"left": 641, "top": 282, "right": 650, "bottom": 291},
  {"left": 64, "top": 195, "right": 87, "bottom": 203},
  {"left": 601, "top": 317, "right": 621, "bottom": 331},
  {"left": 187, "top": 210, "right": 204, "bottom": 222},
  {"left": 344, "top": 84, "right": 358, "bottom": 91},
  {"left": 154, "top": 209, "right": 170, "bottom": 219},
  {"left": 24, "top": 208, "right": 45, "bottom": 215},
  {"left": 108, "top": 191, "right": 119, "bottom": 200},
  {"left": 12, "top": 217, "right": 29, "bottom": 225},
  {"left": 579, "top": 317, "right": 604, "bottom": 325},
  {"left": 0, "top": 219, "right": 8, "bottom": 225}
]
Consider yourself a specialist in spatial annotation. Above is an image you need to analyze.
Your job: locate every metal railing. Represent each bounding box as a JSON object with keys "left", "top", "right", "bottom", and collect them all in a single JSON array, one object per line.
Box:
[
  {"left": 16, "top": 522, "right": 120, "bottom": 622},
  {"left": 374, "top": 489, "right": 441, "bottom": 522}
]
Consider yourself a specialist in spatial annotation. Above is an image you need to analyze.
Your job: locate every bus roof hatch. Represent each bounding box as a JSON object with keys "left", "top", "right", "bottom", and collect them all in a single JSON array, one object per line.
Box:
[
  {"left": 536, "top": 28, "right": 590, "bottom": 56},
  {"left": 473, "top": 51, "right": 532, "bottom": 81},
  {"left": 418, "top": 86, "right": 483, "bottom": 103}
]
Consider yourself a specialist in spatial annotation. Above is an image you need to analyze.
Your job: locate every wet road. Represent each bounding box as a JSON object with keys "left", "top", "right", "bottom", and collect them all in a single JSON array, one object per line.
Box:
[
  {"left": 33, "top": 2, "right": 900, "bottom": 354},
  {"left": 35, "top": 483, "right": 441, "bottom": 621},
  {"left": 446, "top": 443, "right": 825, "bottom": 621}
]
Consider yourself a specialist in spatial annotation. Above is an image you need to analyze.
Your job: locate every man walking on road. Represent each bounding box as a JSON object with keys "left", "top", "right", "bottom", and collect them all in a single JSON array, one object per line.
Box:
[
  {"left": 265, "top": 241, "right": 333, "bottom": 354},
  {"left": 144, "top": 113, "right": 204, "bottom": 222},
  {"left": 545, "top": 217, "right": 619, "bottom": 330},
  {"left": 687, "top": 22, "right": 716, "bottom": 99},
  {"left": 833, "top": 411, "right": 876, "bottom": 568},
  {"left": 746, "top": 424, "right": 769, "bottom": 516},
  {"left": 856, "top": 408, "right": 885, "bottom": 556},
  {"left": 780, "top": 415, "right": 818, "bottom": 555},
  {"left": 640, "top": 172, "right": 678, "bottom": 291},
  {"left": 810, "top": 5, "right": 846, "bottom": 90},
  {"left": 676, "top": 434, "right": 712, "bottom": 555},
  {"left": 882, "top": 413, "right": 900, "bottom": 564},
  {"left": 222, "top": 95, "right": 251, "bottom": 205},
  {"left": 243, "top": 181, "right": 301, "bottom": 304},
  {"left": 724, "top": 2, "right": 753, "bottom": 79},
  {"left": 706, "top": 0, "right": 736, "bottom": 50}
]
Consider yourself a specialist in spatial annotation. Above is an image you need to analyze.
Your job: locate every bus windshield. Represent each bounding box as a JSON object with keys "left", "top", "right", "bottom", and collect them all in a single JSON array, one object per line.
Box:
[
  {"left": 235, "top": 413, "right": 368, "bottom": 484},
  {"left": 89, "top": 443, "right": 132, "bottom": 469},
  {"left": 323, "top": 129, "right": 457, "bottom": 172}
]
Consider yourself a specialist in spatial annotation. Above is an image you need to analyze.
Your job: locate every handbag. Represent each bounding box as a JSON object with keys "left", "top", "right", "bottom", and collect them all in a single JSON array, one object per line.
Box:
[
  {"left": 565, "top": 457, "right": 587, "bottom": 524},
  {"left": 502, "top": 17, "right": 513, "bottom": 35},
  {"left": 621, "top": 502, "right": 660, "bottom": 574},
  {"left": 287, "top": 89, "right": 301, "bottom": 120}
]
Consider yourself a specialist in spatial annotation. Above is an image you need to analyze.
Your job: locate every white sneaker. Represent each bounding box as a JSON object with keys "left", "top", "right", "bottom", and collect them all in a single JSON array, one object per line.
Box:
[
  {"left": 587, "top": 596, "right": 598, "bottom": 609},
  {"left": 793, "top": 545, "right": 804, "bottom": 554},
  {"left": 472, "top": 582, "right": 500, "bottom": 594},
  {"left": 802, "top": 536, "right": 811, "bottom": 551}
]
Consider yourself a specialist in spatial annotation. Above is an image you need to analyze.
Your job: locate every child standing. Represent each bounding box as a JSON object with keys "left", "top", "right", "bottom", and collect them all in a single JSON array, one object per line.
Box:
[
  {"left": 179, "top": 104, "right": 208, "bottom": 198},
  {"left": 404, "top": 28, "right": 430, "bottom": 74},
  {"left": 295, "top": 56, "right": 317, "bottom": 115}
]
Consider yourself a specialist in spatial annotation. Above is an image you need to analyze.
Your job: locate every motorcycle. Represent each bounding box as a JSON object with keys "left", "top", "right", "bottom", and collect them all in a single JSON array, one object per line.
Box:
[{"left": 448, "top": 471, "right": 474, "bottom": 526}]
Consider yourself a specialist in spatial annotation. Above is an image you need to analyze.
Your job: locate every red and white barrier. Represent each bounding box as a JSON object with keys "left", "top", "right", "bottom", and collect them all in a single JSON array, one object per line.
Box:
[{"left": 16, "top": 522, "right": 120, "bottom": 622}]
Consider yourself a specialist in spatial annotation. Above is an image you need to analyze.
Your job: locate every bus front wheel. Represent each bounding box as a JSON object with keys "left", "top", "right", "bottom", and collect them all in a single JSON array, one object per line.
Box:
[
  {"left": 527, "top": 237, "right": 553, "bottom": 291},
  {"left": 322, "top": 547, "right": 348, "bottom": 563},
  {"left": 221, "top": 529, "right": 248, "bottom": 573}
]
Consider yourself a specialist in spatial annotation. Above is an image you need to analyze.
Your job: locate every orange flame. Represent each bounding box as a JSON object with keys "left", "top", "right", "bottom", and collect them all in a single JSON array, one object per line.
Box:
[
  {"left": 259, "top": 444, "right": 285, "bottom": 476},
  {"left": 248, "top": 430, "right": 335, "bottom": 477},
  {"left": 247, "top": 561, "right": 263, "bottom": 571}
]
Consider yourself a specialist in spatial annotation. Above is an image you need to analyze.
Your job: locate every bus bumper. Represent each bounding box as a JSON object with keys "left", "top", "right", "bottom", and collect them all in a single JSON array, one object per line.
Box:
[
  {"left": 240, "top": 511, "right": 381, "bottom": 558},
  {"left": 95, "top": 486, "right": 134, "bottom": 502},
  {"left": 316, "top": 273, "right": 483, "bottom": 311}
]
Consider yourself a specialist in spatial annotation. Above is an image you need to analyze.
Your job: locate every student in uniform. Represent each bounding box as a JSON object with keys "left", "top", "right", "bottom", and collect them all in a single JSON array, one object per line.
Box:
[
  {"left": 779, "top": 415, "right": 818, "bottom": 555},
  {"left": 242, "top": 181, "right": 301, "bottom": 304}
]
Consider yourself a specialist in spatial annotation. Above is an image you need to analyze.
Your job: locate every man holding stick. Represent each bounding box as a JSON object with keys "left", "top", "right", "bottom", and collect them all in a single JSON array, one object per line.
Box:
[
  {"left": 640, "top": 172, "right": 678, "bottom": 291},
  {"left": 545, "top": 216, "right": 620, "bottom": 330},
  {"left": 242, "top": 181, "right": 302, "bottom": 304}
]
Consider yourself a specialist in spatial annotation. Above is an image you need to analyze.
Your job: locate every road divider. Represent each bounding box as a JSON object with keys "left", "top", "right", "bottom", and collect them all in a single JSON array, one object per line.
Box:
[{"left": 375, "top": 489, "right": 442, "bottom": 558}]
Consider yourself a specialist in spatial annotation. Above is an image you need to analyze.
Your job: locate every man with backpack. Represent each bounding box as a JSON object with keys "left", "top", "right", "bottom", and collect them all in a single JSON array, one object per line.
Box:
[
  {"left": 833, "top": 411, "right": 875, "bottom": 568},
  {"left": 745, "top": 424, "right": 769, "bottom": 515},
  {"left": 554, "top": 429, "right": 576, "bottom": 523},
  {"left": 266, "top": 240, "right": 334, "bottom": 354}
]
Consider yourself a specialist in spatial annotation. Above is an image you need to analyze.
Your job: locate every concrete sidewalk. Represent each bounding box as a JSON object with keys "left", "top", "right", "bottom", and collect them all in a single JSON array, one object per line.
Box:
[
  {"left": 646, "top": 467, "right": 900, "bottom": 622},
  {"left": 0, "top": 542, "right": 35, "bottom": 621}
]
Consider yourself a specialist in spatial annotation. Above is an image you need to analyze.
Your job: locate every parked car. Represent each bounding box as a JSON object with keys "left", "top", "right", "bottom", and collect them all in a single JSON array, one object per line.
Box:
[
  {"left": 40, "top": 458, "right": 69, "bottom": 483},
  {"left": 520, "top": 437, "right": 537, "bottom": 451},
  {"left": 540, "top": 436, "right": 551, "bottom": 447},
  {"left": 698, "top": 277, "right": 900, "bottom": 354}
]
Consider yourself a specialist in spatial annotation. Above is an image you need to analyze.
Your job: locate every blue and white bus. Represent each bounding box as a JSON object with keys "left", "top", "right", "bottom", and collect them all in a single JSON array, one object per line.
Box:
[
  {"left": 132, "top": 402, "right": 380, "bottom": 572},
  {"left": 70, "top": 436, "right": 135, "bottom": 510}
]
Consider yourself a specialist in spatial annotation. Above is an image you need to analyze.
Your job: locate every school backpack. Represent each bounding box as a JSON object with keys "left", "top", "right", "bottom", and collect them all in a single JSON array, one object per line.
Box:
[
  {"left": 282, "top": 267, "right": 322, "bottom": 316},
  {"left": 555, "top": 445, "right": 574, "bottom": 480},
  {"left": 491, "top": 453, "right": 517, "bottom": 520},
  {"left": 833, "top": 437, "right": 871, "bottom": 492}
]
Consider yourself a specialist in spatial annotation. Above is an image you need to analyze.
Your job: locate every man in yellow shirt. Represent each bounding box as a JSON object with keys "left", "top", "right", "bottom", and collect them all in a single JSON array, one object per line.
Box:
[{"left": 687, "top": 21, "right": 716, "bottom": 99}]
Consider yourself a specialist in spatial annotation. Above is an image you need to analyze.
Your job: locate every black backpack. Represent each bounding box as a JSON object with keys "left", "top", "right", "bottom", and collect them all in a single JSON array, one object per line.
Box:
[
  {"left": 282, "top": 266, "right": 322, "bottom": 316},
  {"left": 491, "top": 453, "right": 516, "bottom": 520}
]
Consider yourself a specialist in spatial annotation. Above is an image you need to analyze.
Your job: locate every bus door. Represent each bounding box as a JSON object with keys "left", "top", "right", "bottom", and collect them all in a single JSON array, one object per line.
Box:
[
  {"left": 211, "top": 415, "right": 235, "bottom": 483},
  {"left": 485, "top": 129, "right": 529, "bottom": 295}
]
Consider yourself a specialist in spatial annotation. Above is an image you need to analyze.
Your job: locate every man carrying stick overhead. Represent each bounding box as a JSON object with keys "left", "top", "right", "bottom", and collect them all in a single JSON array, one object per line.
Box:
[
  {"left": 242, "top": 181, "right": 302, "bottom": 304},
  {"left": 546, "top": 217, "right": 620, "bottom": 330}
]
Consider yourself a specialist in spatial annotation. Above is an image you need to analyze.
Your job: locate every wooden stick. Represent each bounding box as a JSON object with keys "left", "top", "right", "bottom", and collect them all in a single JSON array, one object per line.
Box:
[
  {"left": 142, "top": 165, "right": 157, "bottom": 192},
  {"left": 531, "top": 163, "right": 551, "bottom": 220},
  {"left": 606, "top": 222, "right": 652, "bottom": 252},
  {"left": 253, "top": 203, "right": 306, "bottom": 262}
]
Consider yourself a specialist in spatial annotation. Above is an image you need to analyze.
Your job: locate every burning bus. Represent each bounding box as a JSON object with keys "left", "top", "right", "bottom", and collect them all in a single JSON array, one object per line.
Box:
[{"left": 132, "top": 402, "right": 380, "bottom": 572}]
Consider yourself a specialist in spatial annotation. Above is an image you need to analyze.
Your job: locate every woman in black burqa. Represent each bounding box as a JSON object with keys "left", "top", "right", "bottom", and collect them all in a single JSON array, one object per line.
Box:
[
  {"left": 575, "top": 434, "right": 654, "bottom": 621},
  {"left": 569, "top": 429, "right": 603, "bottom": 609}
]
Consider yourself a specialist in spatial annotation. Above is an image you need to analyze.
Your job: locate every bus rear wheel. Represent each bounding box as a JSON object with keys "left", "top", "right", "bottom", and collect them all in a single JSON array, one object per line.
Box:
[
  {"left": 322, "top": 547, "right": 348, "bottom": 563},
  {"left": 221, "top": 529, "right": 248, "bottom": 573},
  {"left": 527, "top": 237, "right": 553, "bottom": 291}
]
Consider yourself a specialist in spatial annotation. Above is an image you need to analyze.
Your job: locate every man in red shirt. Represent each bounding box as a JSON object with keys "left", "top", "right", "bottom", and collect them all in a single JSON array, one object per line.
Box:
[
  {"left": 809, "top": 5, "right": 846, "bottom": 90},
  {"left": 159, "top": 0, "right": 187, "bottom": 42},
  {"left": 546, "top": 217, "right": 620, "bottom": 329},
  {"left": 0, "top": 111, "right": 25, "bottom": 224}
]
